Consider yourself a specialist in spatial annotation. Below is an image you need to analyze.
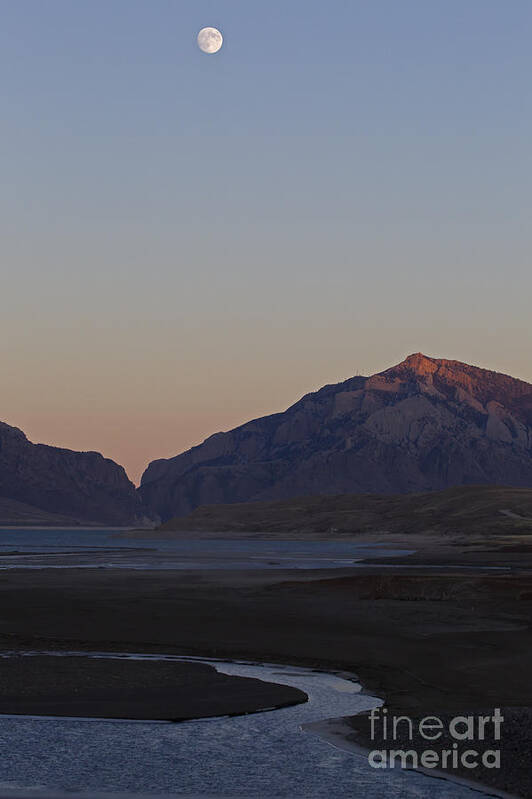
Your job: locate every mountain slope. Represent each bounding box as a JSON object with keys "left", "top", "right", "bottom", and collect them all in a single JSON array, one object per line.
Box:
[
  {"left": 0, "top": 496, "right": 91, "bottom": 527},
  {"left": 139, "top": 353, "right": 532, "bottom": 522},
  {"left": 158, "top": 485, "right": 532, "bottom": 537},
  {"left": 0, "top": 421, "right": 146, "bottom": 525}
]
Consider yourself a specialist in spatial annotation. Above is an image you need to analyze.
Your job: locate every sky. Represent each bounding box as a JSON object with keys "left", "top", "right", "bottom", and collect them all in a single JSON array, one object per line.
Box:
[{"left": 1, "top": 0, "right": 531, "bottom": 484}]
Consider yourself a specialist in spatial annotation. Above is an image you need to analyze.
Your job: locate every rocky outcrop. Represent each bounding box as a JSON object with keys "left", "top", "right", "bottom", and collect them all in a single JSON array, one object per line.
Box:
[
  {"left": 139, "top": 354, "right": 532, "bottom": 522},
  {"left": 0, "top": 421, "right": 147, "bottom": 525}
]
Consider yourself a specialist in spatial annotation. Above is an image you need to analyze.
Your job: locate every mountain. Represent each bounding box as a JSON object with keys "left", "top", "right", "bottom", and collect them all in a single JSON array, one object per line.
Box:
[
  {"left": 0, "top": 496, "right": 92, "bottom": 527},
  {"left": 139, "top": 353, "right": 532, "bottom": 523},
  {"left": 0, "top": 421, "right": 147, "bottom": 526}
]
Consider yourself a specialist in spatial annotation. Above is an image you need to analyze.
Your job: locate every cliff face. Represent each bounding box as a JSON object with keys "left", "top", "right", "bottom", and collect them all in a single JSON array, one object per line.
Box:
[
  {"left": 139, "top": 354, "right": 532, "bottom": 522},
  {"left": 0, "top": 422, "right": 146, "bottom": 525}
]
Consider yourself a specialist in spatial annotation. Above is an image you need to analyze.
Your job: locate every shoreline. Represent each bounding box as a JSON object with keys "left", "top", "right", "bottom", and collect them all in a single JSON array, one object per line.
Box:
[
  {"left": 2, "top": 651, "right": 485, "bottom": 799},
  {"left": 305, "top": 717, "right": 519, "bottom": 799},
  {"left": 0, "top": 525, "right": 136, "bottom": 531},
  {"left": 1, "top": 534, "right": 532, "bottom": 795},
  {"left": 0, "top": 647, "right": 514, "bottom": 798}
]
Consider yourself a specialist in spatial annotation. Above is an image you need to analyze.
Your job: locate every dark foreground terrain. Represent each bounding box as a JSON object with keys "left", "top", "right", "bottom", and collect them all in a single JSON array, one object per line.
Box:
[
  {"left": 0, "top": 656, "right": 306, "bottom": 720},
  {"left": 1, "top": 528, "right": 532, "bottom": 796}
]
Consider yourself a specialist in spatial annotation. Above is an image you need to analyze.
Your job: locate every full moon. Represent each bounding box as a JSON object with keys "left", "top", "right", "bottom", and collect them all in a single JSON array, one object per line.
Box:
[{"left": 197, "top": 27, "right": 223, "bottom": 54}]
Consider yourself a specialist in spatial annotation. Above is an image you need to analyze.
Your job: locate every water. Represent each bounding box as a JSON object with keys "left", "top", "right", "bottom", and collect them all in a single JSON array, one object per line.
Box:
[
  {"left": 0, "top": 532, "right": 491, "bottom": 796},
  {"left": 0, "top": 654, "right": 490, "bottom": 798},
  {"left": 0, "top": 528, "right": 411, "bottom": 570}
]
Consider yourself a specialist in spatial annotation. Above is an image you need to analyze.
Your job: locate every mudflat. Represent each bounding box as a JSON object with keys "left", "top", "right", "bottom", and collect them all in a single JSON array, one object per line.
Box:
[
  {"left": 1, "top": 543, "right": 532, "bottom": 714},
  {"left": 0, "top": 655, "right": 307, "bottom": 720},
  {"left": 1, "top": 535, "right": 532, "bottom": 795}
]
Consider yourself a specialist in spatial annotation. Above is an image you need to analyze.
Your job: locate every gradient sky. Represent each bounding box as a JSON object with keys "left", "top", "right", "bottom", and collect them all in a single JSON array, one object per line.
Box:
[{"left": 2, "top": 0, "right": 531, "bottom": 483}]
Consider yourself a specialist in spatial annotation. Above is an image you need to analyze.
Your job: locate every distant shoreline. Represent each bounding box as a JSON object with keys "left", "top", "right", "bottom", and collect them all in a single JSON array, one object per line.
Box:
[{"left": 0, "top": 525, "right": 136, "bottom": 531}]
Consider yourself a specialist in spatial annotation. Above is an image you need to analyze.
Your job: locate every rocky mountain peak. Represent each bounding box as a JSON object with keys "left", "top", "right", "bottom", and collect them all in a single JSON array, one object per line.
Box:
[
  {"left": 139, "top": 354, "right": 532, "bottom": 522},
  {"left": 388, "top": 352, "right": 440, "bottom": 377},
  {"left": 379, "top": 354, "right": 532, "bottom": 413}
]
